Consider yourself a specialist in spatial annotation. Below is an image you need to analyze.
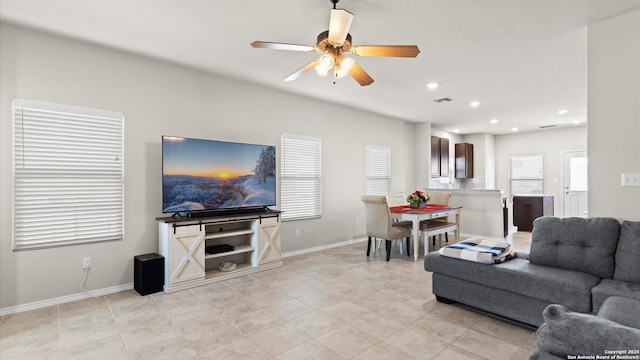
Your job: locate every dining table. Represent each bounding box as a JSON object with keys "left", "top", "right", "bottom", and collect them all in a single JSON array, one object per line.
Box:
[{"left": 389, "top": 204, "right": 462, "bottom": 261}]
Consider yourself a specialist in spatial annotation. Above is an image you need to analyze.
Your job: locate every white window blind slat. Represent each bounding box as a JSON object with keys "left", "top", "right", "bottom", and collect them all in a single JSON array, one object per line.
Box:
[
  {"left": 365, "top": 145, "right": 391, "bottom": 196},
  {"left": 13, "top": 99, "right": 124, "bottom": 250},
  {"left": 280, "top": 134, "right": 322, "bottom": 221}
]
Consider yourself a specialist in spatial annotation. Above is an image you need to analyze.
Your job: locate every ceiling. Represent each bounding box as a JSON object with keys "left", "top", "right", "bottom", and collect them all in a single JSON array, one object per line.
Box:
[{"left": 2, "top": 0, "right": 639, "bottom": 135}]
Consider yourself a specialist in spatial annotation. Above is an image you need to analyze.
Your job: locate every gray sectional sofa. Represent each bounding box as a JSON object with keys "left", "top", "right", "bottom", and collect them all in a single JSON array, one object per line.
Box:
[{"left": 424, "top": 217, "right": 640, "bottom": 327}]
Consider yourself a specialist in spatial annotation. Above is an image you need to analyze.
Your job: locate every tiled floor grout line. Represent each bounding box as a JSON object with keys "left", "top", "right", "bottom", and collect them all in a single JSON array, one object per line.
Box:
[{"left": 105, "top": 294, "right": 133, "bottom": 359}]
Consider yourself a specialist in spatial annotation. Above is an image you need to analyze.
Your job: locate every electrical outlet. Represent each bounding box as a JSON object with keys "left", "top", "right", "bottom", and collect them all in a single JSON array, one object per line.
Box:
[
  {"left": 295, "top": 229, "right": 300, "bottom": 237},
  {"left": 356, "top": 219, "right": 360, "bottom": 227},
  {"left": 83, "top": 257, "right": 92, "bottom": 269},
  {"left": 621, "top": 173, "right": 640, "bottom": 187}
]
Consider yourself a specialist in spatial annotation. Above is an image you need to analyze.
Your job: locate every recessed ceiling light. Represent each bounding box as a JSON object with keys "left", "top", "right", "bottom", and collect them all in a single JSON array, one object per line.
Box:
[
  {"left": 453, "top": 129, "right": 460, "bottom": 133},
  {"left": 490, "top": 119, "right": 499, "bottom": 124},
  {"left": 557, "top": 109, "right": 568, "bottom": 115},
  {"left": 426, "top": 82, "right": 439, "bottom": 90},
  {"left": 573, "top": 120, "right": 582, "bottom": 124},
  {"left": 470, "top": 101, "right": 480, "bottom": 107},
  {"left": 511, "top": 127, "right": 519, "bottom": 132}
]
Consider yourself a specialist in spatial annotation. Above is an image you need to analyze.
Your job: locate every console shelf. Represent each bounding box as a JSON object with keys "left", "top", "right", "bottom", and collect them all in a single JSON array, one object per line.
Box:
[
  {"left": 205, "top": 262, "right": 253, "bottom": 279},
  {"left": 205, "top": 229, "right": 254, "bottom": 240},
  {"left": 204, "top": 244, "right": 254, "bottom": 259},
  {"left": 157, "top": 211, "right": 282, "bottom": 293}
]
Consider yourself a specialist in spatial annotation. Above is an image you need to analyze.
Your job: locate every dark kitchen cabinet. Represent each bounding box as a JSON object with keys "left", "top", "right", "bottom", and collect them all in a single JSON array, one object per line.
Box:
[
  {"left": 513, "top": 195, "right": 554, "bottom": 232},
  {"left": 431, "top": 136, "right": 449, "bottom": 177},
  {"left": 455, "top": 143, "right": 474, "bottom": 178}
]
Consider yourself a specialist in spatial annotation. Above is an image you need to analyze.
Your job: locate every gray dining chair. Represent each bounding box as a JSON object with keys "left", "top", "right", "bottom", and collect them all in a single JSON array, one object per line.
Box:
[{"left": 361, "top": 195, "right": 412, "bottom": 261}]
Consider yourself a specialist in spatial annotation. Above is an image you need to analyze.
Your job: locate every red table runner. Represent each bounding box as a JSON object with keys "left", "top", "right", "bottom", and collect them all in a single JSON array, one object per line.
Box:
[{"left": 389, "top": 204, "right": 450, "bottom": 212}]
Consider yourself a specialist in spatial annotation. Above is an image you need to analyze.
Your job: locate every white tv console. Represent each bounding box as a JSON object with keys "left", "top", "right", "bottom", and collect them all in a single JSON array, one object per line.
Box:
[{"left": 156, "top": 210, "right": 282, "bottom": 293}]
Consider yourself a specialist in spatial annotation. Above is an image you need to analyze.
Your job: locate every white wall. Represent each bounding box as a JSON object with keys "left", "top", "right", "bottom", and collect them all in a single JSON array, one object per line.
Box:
[
  {"left": 0, "top": 23, "right": 415, "bottom": 308},
  {"left": 587, "top": 10, "right": 640, "bottom": 220},
  {"left": 415, "top": 123, "right": 432, "bottom": 191},
  {"left": 462, "top": 133, "right": 496, "bottom": 189},
  {"left": 495, "top": 126, "right": 587, "bottom": 216}
]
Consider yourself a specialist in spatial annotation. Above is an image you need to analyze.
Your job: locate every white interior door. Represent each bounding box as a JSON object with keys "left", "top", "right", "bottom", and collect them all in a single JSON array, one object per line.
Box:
[{"left": 563, "top": 151, "right": 588, "bottom": 217}]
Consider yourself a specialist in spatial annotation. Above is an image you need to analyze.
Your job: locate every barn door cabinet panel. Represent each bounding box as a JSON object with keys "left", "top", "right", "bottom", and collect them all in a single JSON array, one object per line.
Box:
[
  {"left": 455, "top": 143, "right": 474, "bottom": 178},
  {"left": 431, "top": 136, "right": 449, "bottom": 177}
]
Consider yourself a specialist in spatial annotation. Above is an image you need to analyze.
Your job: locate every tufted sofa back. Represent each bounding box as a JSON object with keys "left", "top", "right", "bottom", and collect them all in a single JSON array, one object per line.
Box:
[{"left": 529, "top": 217, "right": 621, "bottom": 279}]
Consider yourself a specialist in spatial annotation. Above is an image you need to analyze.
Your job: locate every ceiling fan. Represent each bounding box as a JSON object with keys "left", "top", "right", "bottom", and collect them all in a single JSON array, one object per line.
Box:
[{"left": 250, "top": 0, "right": 420, "bottom": 86}]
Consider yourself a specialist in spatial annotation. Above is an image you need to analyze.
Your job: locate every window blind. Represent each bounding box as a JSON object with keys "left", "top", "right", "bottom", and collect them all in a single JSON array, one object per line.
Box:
[
  {"left": 280, "top": 134, "right": 321, "bottom": 221},
  {"left": 365, "top": 145, "right": 390, "bottom": 196},
  {"left": 13, "top": 99, "right": 124, "bottom": 250}
]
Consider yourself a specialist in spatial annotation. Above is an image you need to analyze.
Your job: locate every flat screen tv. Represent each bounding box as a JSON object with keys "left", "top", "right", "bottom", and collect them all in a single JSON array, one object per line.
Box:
[{"left": 162, "top": 136, "right": 276, "bottom": 215}]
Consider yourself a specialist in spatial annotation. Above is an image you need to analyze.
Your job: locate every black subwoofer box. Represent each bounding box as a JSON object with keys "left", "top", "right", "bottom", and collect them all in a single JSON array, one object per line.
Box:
[{"left": 134, "top": 253, "right": 164, "bottom": 296}]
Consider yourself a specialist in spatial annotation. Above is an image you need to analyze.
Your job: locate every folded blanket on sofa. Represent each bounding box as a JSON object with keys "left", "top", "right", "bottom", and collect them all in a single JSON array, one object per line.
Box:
[{"left": 439, "top": 238, "right": 517, "bottom": 264}]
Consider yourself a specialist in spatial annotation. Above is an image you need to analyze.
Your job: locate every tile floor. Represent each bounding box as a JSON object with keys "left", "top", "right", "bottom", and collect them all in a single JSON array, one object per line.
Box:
[{"left": 0, "top": 233, "right": 537, "bottom": 360}]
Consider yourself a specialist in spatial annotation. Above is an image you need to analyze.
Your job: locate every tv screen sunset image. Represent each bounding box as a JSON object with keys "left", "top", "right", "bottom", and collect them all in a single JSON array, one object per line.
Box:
[{"left": 162, "top": 137, "right": 276, "bottom": 213}]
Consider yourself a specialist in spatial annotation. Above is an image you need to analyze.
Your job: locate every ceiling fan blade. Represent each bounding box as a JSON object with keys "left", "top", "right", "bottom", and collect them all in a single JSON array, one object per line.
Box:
[
  {"left": 351, "top": 45, "right": 421, "bottom": 58},
  {"left": 328, "top": 9, "right": 354, "bottom": 45},
  {"left": 251, "top": 41, "right": 317, "bottom": 52},
  {"left": 348, "top": 61, "right": 374, "bottom": 86},
  {"left": 284, "top": 59, "right": 321, "bottom": 82}
]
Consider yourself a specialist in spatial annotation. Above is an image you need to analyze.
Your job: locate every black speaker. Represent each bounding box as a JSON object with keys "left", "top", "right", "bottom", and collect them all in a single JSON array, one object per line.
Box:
[{"left": 134, "top": 253, "right": 164, "bottom": 296}]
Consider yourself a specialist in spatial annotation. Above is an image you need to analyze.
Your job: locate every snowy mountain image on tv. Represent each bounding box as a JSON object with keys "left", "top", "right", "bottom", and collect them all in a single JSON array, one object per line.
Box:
[{"left": 162, "top": 137, "right": 276, "bottom": 213}]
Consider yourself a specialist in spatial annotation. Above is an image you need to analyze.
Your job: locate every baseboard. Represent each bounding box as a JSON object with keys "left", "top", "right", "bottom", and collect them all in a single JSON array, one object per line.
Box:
[
  {"left": 282, "top": 237, "right": 367, "bottom": 258},
  {"left": 0, "top": 283, "right": 133, "bottom": 317},
  {"left": 281, "top": 233, "right": 508, "bottom": 258}
]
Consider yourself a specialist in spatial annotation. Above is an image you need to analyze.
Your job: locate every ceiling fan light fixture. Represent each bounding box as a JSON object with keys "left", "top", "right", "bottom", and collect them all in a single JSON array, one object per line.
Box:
[
  {"left": 251, "top": 0, "right": 418, "bottom": 86},
  {"left": 336, "top": 56, "right": 354, "bottom": 78},
  {"left": 328, "top": 9, "right": 354, "bottom": 45},
  {"left": 315, "top": 54, "right": 335, "bottom": 76}
]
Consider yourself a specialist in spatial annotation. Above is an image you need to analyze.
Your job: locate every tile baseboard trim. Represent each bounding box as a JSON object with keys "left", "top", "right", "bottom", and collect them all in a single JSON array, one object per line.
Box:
[
  {"left": 282, "top": 237, "right": 367, "bottom": 258},
  {"left": 0, "top": 283, "right": 133, "bottom": 316}
]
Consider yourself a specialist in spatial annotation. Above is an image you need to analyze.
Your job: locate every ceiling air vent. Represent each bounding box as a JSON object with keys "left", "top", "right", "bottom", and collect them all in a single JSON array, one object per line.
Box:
[
  {"left": 539, "top": 125, "right": 557, "bottom": 129},
  {"left": 434, "top": 97, "right": 453, "bottom": 103}
]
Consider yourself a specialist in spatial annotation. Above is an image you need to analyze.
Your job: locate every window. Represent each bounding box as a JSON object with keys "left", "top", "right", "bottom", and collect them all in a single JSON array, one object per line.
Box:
[
  {"left": 509, "top": 155, "right": 543, "bottom": 196},
  {"left": 13, "top": 99, "right": 124, "bottom": 250},
  {"left": 280, "top": 134, "right": 321, "bottom": 221},
  {"left": 365, "top": 145, "right": 391, "bottom": 196}
]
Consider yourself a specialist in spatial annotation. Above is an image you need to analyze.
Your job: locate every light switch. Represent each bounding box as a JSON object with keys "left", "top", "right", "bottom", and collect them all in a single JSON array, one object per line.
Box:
[{"left": 621, "top": 173, "right": 640, "bottom": 187}]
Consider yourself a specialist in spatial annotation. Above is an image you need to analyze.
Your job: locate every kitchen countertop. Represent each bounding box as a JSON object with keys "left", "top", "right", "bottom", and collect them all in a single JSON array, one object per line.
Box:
[
  {"left": 426, "top": 188, "right": 504, "bottom": 195},
  {"left": 426, "top": 188, "right": 506, "bottom": 239}
]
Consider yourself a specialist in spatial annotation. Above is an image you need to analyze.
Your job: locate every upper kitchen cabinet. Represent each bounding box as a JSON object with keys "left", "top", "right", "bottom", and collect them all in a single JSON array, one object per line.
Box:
[
  {"left": 455, "top": 143, "right": 474, "bottom": 178},
  {"left": 431, "top": 136, "right": 449, "bottom": 177}
]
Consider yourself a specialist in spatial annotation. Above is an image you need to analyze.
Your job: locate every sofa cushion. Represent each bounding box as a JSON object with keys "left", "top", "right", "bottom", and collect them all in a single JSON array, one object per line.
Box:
[
  {"left": 529, "top": 217, "right": 620, "bottom": 279},
  {"left": 597, "top": 296, "right": 640, "bottom": 329},
  {"left": 424, "top": 253, "right": 600, "bottom": 313},
  {"left": 591, "top": 278, "right": 640, "bottom": 313},
  {"left": 613, "top": 221, "right": 640, "bottom": 283},
  {"left": 533, "top": 304, "right": 640, "bottom": 359}
]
